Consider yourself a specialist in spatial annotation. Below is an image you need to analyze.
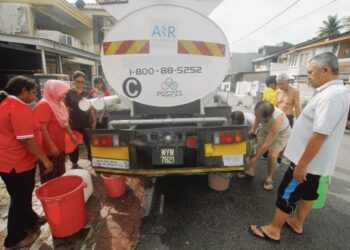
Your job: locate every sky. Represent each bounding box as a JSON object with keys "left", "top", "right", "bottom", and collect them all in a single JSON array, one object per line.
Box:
[
  {"left": 210, "top": 0, "right": 350, "bottom": 53},
  {"left": 68, "top": 0, "right": 350, "bottom": 53}
]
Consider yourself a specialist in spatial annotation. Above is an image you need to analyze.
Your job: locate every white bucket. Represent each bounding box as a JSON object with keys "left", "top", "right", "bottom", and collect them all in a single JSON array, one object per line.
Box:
[
  {"left": 92, "top": 95, "right": 121, "bottom": 111},
  {"left": 64, "top": 169, "right": 93, "bottom": 202},
  {"left": 78, "top": 98, "right": 99, "bottom": 112}
]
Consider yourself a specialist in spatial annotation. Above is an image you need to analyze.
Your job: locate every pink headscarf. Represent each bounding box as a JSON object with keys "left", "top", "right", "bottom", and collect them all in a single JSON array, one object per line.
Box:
[{"left": 41, "top": 80, "right": 70, "bottom": 128}]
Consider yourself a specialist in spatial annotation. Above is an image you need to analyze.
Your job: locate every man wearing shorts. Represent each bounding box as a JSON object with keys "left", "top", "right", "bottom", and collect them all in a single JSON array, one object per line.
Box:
[
  {"left": 237, "top": 101, "right": 290, "bottom": 191},
  {"left": 248, "top": 52, "right": 349, "bottom": 242}
]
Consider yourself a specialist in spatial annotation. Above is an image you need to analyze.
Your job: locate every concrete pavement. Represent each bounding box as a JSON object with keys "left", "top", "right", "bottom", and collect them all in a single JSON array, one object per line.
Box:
[
  {"left": 137, "top": 133, "right": 350, "bottom": 249},
  {"left": 0, "top": 149, "right": 148, "bottom": 250}
]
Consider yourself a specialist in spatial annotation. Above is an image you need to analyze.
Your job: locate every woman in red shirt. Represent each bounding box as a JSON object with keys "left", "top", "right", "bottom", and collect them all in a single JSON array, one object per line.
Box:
[
  {"left": 0, "top": 76, "right": 53, "bottom": 249},
  {"left": 33, "top": 80, "right": 77, "bottom": 183}
]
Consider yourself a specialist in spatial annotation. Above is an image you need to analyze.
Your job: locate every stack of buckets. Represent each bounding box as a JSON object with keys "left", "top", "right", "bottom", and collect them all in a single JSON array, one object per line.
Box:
[
  {"left": 35, "top": 175, "right": 87, "bottom": 238},
  {"left": 101, "top": 174, "right": 127, "bottom": 197},
  {"left": 313, "top": 176, "right": 331, "bottom": 209},
  {"left": 64, "top": 169, "right": 93, "bottom": 202}
]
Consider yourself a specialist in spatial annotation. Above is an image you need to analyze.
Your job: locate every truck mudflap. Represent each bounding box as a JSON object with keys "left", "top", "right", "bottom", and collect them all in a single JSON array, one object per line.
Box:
[{"left": 90, "top": 125, "right": 248, "bottom": 176}]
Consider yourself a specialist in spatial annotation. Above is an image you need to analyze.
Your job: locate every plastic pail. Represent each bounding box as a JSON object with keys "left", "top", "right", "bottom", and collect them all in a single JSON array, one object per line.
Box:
[
  {"left": 101, "top": 174, "right": 126, "bottom": 197},
  {"left": 64, "top": 169, "right": 93, "bottom": 202},
  {"left": 247, "top": 134, "right": 257, "bottom": 157},
  {"left": 35, "top": 175, "right": 86, "bottom": 238},
  {"left": 208, "top": 173, "right": 232, "bottom": 191},
  {"left": 313, "top": 176, "right": 331, "bottom": 209},
  {"left": 65, "top": 130, "right": 83, "bottom": 154}
]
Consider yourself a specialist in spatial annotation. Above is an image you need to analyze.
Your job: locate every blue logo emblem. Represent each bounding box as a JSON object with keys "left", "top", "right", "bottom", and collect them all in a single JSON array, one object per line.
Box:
[{"left": 152, "top": 25, "right": 176, "bottom": 38}]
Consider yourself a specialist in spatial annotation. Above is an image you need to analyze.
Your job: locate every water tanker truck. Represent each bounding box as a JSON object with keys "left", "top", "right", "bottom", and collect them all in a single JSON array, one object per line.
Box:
[{"left": 90, "top": 0, "right": 248, "bottom": 176}]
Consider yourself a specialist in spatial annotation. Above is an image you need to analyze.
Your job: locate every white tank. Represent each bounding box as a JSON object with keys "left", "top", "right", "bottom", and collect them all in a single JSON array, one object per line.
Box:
[{"left": 100, "top": 3, "right": 230, "bottom": 107}]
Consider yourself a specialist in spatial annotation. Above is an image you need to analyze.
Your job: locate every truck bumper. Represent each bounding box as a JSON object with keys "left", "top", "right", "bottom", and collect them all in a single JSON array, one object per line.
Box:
[{"left": 93, "top": 166, "right": 244, "bottom": 176}]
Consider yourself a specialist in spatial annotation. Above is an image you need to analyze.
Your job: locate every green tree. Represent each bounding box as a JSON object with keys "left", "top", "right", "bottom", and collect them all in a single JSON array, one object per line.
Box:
[
  {"left": 343, "top": 16, "right": 350, "bottom": 32},
  {"left": 318, "top": 15, "right": 344, "bottom": 38}
]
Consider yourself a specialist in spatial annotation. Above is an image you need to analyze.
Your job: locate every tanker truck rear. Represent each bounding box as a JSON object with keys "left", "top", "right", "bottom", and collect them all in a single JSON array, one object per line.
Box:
[{"left": 90, "top": 0, "right": 248, "bottom": 176}]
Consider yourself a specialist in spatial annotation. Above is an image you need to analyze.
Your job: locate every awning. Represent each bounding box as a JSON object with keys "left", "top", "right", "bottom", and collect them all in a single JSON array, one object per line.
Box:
[
  {"left": 63, "top": 57, "right": 96, "bottom": 66},
  {"left": 0, "top": 33, "right": 100, "bottom": 61}
]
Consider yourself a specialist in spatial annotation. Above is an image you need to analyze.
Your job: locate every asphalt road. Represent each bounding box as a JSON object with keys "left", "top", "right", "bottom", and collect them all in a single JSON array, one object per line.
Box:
[{"left": 137, "top": 133, "right": 350, "bottom": 250}]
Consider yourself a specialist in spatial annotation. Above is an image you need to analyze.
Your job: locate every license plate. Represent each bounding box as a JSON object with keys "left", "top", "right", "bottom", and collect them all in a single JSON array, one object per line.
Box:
[
  {"left": 92, "top": 158, "right": 130, "bottom": 169},
  {"left": 222, "top": 155, "right": 244, "bottom": 166},
  {"left": 152, "top": 148, "right": 183, "bottom": 165}
]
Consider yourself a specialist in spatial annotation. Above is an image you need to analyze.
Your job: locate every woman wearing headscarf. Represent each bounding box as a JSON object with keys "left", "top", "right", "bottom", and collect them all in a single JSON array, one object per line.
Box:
[
  {"left": 0, "top": 76, "right": 53, "bottom": 249},
  {"left": 33, "top": 80, "right": 77, "bottom": 183}
]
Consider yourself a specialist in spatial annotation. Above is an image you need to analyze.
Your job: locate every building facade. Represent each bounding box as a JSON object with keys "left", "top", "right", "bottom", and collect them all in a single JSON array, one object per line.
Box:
[{"left": 0, "top": 0, "right": 114, "bottom": 89}]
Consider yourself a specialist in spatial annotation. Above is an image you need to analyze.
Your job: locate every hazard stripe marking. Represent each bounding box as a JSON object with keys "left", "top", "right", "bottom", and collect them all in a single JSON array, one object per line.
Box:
[
  {"left": 103, "top": 40, "right": 150, "bottom": 55},
  {"left": 178, "top": 40, "right": 225, "bottom": 57}
]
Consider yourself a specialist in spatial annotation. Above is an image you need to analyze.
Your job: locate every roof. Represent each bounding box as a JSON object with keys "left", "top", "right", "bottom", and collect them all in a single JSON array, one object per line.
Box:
[
  {"left": 293, "top": 31, "right": 350, "bottom": 52},
  {"left": 253, "top": 31, "right": 350, "bottom": 61},
  {"left": 284, "top": 31, "right": 350, "bottom": 54},
  {"left": 252, "top": 46, "right": 290, "bottom": 63},
  {"left": 0, "top": 33, "right": 100, "bottom": 61}
]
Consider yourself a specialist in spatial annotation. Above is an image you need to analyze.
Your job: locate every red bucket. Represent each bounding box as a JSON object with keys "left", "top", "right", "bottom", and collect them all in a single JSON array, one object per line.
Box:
[
  {"left": 101, "top": 174, "right": 126, "bottom": 197},
  {"left": 35, "top": 175, "right": 86, "bottom": 238},
  {"left": 65, "top": 130, "right": 83, "bottom": 154}
]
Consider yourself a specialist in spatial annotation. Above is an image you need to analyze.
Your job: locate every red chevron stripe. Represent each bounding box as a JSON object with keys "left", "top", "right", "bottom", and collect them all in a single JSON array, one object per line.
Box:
[
  {"left": 139, "top": 41, "right": 150, "bottom": 54},
  {"left": 177, "top": 41, "right": 188, "bottom": 54},
  {"left": 217, "top": 43, "right": 226, "bottom": 55},
  {"left": 116, "top": 40, "right": 134, "bottom": 54},
  {"left": 102, "top": 42, "right": 111, "bottom": 54},
  {"left": 193, "top": 41, "right": 212, "bottom": 56}
]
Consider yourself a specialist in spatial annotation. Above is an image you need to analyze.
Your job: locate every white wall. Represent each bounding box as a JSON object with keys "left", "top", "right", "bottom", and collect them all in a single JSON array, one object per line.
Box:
[{"left": 0, "top": 3, "right": 32, "bottom": 36}]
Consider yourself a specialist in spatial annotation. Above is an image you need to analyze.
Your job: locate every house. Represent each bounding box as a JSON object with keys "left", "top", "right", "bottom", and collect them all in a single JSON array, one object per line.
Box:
[
  {"left": 270, "top": 31, "right": 350, "bottom": 83},
  {"left": 252, "top": 42, "right": 293, "bottom": 72},
  {"left": 0, "top": 0, "right": 114, "bottom": 89}
]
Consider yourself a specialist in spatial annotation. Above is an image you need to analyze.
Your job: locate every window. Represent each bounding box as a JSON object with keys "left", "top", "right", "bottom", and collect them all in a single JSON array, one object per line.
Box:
[
  {"left": 299, "top": 53, "right": 309, "bottom": 67},
  {"left": 289, "top": 55, "right": 298, "bottom": 66}
]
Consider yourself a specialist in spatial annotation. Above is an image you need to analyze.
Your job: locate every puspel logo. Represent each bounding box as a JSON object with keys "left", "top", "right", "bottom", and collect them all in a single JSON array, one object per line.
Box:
[
  {"left": 161, "top": 78, "right": 178, "bottom": 90},
  {"left": 157, "top": 78, "right": 183, "bottom": 97}
]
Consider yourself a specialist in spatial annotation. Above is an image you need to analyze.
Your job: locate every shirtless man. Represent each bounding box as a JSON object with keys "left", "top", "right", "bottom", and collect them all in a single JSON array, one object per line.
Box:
[{"left": 276, "top": 73, "right": 301, "bottom": 127}]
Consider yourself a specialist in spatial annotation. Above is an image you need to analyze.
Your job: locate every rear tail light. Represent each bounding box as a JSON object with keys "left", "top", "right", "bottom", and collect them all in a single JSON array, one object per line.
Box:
[
  {"left": 185, "top": 136, "right": 197, "bottom": 148},
  {"left": 214, "top": 131, "right": 243, "bottom": 144},
  {"left": 220, "top": 133, "right": 233, "bottom": 144},
  {"left": 91, "top": 135, "right": 118, "bottom": 147},
  {"left": 234, "top": 132, "right": 242, "bottom": 143}
]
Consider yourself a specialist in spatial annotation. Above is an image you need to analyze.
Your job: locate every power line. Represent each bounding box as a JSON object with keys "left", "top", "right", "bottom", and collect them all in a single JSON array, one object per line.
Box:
[
  {"left": 230, "top": 0, "right": 301, "bottom": 45},
  {"left": 262, "top": 0, "right": 338, "bottom": 36}
]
